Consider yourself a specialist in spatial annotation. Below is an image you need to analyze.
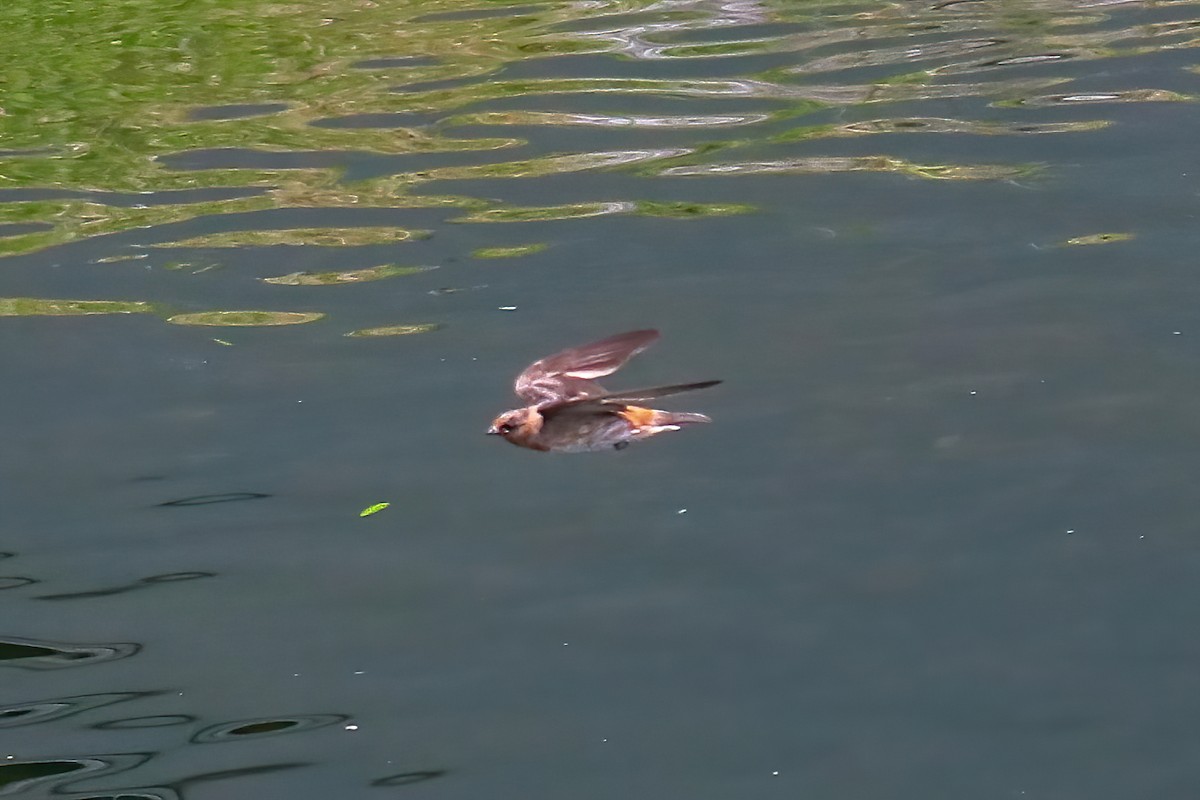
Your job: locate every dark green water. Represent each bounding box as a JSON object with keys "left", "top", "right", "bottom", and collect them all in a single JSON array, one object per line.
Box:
[{"left": 3, "top": 0, "right": 1200, "bottom": 797}]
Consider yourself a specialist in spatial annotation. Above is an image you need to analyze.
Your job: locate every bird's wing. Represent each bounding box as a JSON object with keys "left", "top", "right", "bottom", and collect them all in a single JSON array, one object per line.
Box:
[
  {"left": 514, "top": 329, "right": 660, "bottom": 405},
  {"left": 542, "top": 380, "right": 721, "bottom": 418}
]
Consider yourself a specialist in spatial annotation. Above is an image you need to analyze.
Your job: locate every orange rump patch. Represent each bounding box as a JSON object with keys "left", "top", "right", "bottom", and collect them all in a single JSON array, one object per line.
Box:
[{"left": 618, "top": 405, "right": 658, "bottom": 429}]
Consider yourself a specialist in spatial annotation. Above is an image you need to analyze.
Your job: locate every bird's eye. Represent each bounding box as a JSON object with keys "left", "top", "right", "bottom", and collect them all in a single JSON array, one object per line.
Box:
[{"left": 499, "top": 423, "right": 514, "bottom": 434}]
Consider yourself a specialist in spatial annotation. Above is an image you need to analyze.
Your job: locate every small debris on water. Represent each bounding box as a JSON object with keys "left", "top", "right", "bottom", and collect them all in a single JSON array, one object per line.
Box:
[
  {"left": 498, "top": 306, "right": 518, "bottom": 311},
  {"left": 678, "top": 508, "right": 688, "bottom": 514}
]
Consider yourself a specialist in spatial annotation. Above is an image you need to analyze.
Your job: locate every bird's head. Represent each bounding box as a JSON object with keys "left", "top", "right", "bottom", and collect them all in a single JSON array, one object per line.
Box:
[{"left": 487, "top": 407, "right": 542, "bottom": 443}]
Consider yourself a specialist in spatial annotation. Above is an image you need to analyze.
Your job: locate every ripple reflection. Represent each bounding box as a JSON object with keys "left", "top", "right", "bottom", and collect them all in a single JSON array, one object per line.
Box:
[
  {"left": 190, "top": 714, "right": 348, "bottom": 743},
  {"left": 36, "top": 572, "right": 215, "bottom": 602},
  {"left": 0, "top": 753, "right": 151, "bottom": 797},
  {"left": 0, "top": 692, "right": 155, "bottom": 729},
  {"left": 94, "top": 714, "right": 196, "bottom": 731},
  {"left": 370, "top": 769, "right": 448, "bottom": 787},
  {"left": 0, "top": 577, "right": 37, "bottom": 591},
  {"left": 157, "top": 493, "right": 270, "bottom": 507},
  {"left": 0, "top": 636, "right": 139, "bottom": 670}
]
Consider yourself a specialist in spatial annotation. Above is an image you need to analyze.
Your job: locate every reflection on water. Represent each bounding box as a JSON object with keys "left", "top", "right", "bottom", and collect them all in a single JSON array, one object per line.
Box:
[
  {"left": 52, "top": 791, "right": 178, "bottom": 800},
  {"left": 4, "top": 0, "right": 1200, "bottom": 796},
  {"left": 4, "top": 0, "right": 1196, "bottom": 324},
  {"left": 157, "top": 492, "right": 270, "bottom": 506},
  {"left": 0, "top": 637, "right": 140, "bottom": 670},
  {"left": 94, "top": 715, "right": 196, "bottom": 731},
  {"left": 35, "top": 572, "right": 215, "bottom": 602},
  {"left": 190, "top": 714, "right": 348, "bottom": 743},
  {"left": 0, "top": 692, "right": 155, "bottom": 729},
  {"left": 370, "top": 769, "right": 449, "bottom": 787},
  {"left": 0, "top": 577, "right": 38, "bottom": 591},
  {"left": 0, "top": 753, "right": 152, "bottom": 798}
]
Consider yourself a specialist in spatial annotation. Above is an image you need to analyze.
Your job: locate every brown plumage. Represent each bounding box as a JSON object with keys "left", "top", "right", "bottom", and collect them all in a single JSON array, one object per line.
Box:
[{"left": 487, "top": 329, "right": 720, "bottom": 453}]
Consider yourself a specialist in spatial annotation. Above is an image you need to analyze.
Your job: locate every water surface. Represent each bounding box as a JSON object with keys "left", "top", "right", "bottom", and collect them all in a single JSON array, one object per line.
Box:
[{"left": 3, "top": 0, "right": 1200, "bottom": 797}]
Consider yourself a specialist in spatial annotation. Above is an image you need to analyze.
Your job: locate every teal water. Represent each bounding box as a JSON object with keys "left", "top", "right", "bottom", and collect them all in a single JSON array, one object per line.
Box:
[{"left": 3, "top": 0, "right": 1200, "bottom": 797}]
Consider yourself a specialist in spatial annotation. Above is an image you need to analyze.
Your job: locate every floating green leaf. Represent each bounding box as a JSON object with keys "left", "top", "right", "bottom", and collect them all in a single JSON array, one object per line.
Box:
[
  {"left": 360, "top": 502, "right": 391, "bottom": 517},
  {"left": 346, "top": 323, "right": 441, "bottom": 337},
  {"left": 167, "top": 311, "right": 325, "bottom": 327}
]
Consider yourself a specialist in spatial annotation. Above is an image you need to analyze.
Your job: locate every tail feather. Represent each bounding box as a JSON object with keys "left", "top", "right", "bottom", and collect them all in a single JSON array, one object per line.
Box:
[
  {"left": 596, "top": 380, "right": 721, "bottom": 405},
  {"left": 657, "top": 411, "right": 711, "bottom": 426}
]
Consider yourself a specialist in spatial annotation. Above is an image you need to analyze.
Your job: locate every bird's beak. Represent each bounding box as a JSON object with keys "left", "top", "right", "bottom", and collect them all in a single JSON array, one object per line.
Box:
[{"left": 486, "top": 425, "right": 500, "bottom": 435}]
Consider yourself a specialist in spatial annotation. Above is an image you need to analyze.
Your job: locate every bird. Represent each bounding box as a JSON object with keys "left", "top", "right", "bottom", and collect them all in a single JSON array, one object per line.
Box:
[{"left": 487, "top": 329, "right": 720, "bottom": 452}]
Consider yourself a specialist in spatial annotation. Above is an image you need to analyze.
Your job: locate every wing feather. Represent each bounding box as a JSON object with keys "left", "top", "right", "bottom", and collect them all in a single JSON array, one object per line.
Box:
[
  {"left": 542, "top": 380, "right": 721, "bottom": 418},
  {"left": 515, "top": 329, "right": 660, "bottom": 405}
]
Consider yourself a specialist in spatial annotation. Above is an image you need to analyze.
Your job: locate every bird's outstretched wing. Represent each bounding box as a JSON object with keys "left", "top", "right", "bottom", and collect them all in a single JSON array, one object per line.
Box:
[
  {"left": 515, "top": 329, "right": 660, "bottom": 405},
  {"left": 542, "top": 380, "right": 722, "bottom": 417}
]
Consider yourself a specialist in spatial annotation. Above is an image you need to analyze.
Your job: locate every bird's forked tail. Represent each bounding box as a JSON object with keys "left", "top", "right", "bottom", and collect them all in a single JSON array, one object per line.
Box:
[{"left": 659, "top": 411, "right": 712, "bottom": 426}]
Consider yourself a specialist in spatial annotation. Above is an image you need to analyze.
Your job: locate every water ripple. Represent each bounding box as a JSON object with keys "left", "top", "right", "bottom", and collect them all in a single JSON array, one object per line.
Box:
[
  {"left": 35, "top": 572, "right": 215, "bottom": 602},
  {"left": 0, "top": 636, "right": 140, "bottom": 670},
  {"left": 190, "top": 714, "right": 349, "bottom": 743},
  {"left": 0, "top": 753, "right": 151, "bottom": 797},
  {"left": 0, "top": 693, "right": 154, "bottom": 729}
]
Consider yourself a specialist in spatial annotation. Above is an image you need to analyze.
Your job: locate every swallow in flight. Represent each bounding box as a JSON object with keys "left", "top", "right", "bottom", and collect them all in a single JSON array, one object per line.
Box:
[{"left": 487, "top": 329, "right": 720, "bottom": 452}]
